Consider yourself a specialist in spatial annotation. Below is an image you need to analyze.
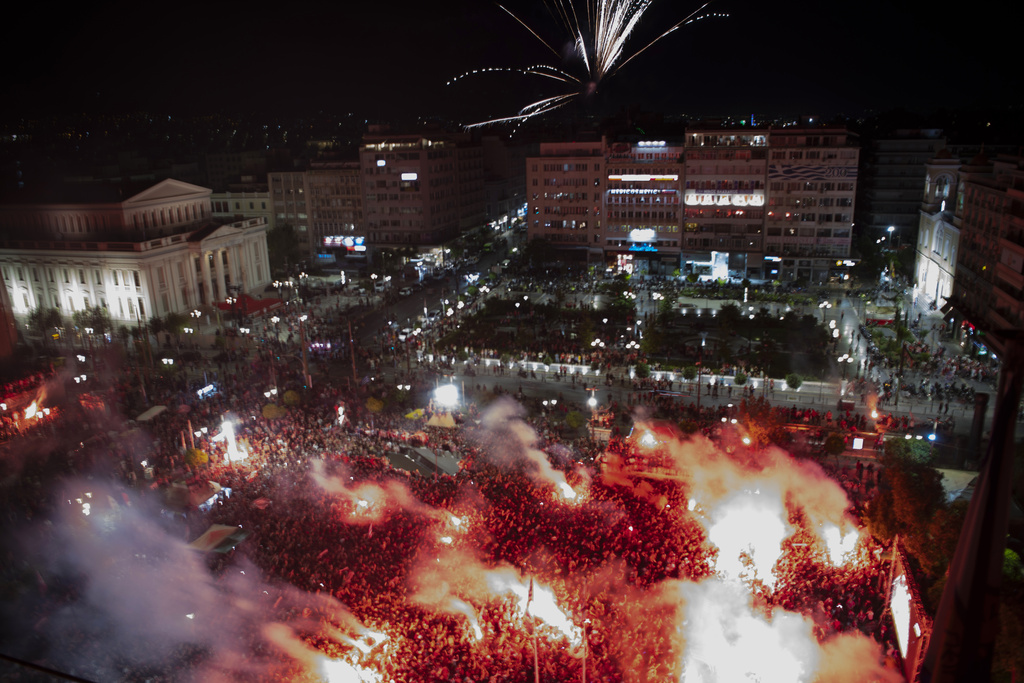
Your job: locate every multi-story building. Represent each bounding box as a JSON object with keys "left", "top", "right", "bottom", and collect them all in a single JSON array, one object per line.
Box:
[
  {"left": 682, "top": 131, "right": 767, "bottom": 280},
  {"left": 764, "top": 127, "right": 859, "bottom": 282},
  {"left": 359, "top": 132, "right": 485, "bottom": 268},
  {"left": 948, "top": 154, "right": 1024, "bottom": 358},
  {"left": 914, "top": 151, "right": 962, "bottom": 310},
  {"left": 857, "top": 130, "right": 946, "bottom": 244},
  {"left": 481, "top": 136, "right": 532, "bottom": 233},
  {"left": 604, "top": 140, "right": 686, "bottom": 275},
  {"left": 211, "top": 190, "right": 274, "bottom": 230},
  {"left": 526, "top": 126, "right": 859, "bottom": 282},
  {"left": 268, "top": 170, "right": 312, "bottom": 262},
  {"left": 205, "top": 150, "right": 268, "bottom": 192},
  {"left": 306, "top": 162, "right": 364, "bottom": 267},
  {"left": 526, "top": 140, "right": 606, "bottom": 264},
  {"left": 0, "top": 179, "right": 272, "bottom": 324}
]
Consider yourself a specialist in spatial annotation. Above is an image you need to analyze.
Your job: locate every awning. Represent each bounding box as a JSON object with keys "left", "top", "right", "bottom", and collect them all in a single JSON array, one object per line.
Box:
[
  {"left": 426, "top": 412, "right": 456, "bottom": 428},
  {"left": 136, "top": 405, "right": 168, "bottom": 422},
  {"left": 189, "top": 524, "right": 251, "bottom": 553},
  {"left": 939, "top": 300, "right": 953, "bottom": 315}
]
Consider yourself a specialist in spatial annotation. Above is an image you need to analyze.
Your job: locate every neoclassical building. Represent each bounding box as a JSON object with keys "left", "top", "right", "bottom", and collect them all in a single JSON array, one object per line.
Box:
[
  {"left": 0, "top": 179, "right": 272, "bottom": 324},
  {"left": 914, "top": 152, "right": 962, "bottom": 309}
]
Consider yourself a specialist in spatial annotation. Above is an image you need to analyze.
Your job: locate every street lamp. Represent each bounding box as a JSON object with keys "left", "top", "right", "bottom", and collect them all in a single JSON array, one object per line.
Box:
[
  {"left": 837, "top": 353, "right": 854, "bottom": 381},
  {"left": 435, "top": 384, "right": 459, "bottom": 409}
]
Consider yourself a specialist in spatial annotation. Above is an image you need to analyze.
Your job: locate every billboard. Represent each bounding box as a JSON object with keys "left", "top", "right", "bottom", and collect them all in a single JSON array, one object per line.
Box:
[{"left": 888, "top": 540, "right": 933, "bottom": 681}]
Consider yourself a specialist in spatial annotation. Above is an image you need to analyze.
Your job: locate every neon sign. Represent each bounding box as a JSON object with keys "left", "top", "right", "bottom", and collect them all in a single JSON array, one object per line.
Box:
[
  {"left": 608, "top": 174, "right": 679, "bottom": 182},
  {"left": 684, "top": 192, "right": 764, "bottom": 207},
  {"left": 324, "top": 235, "right": 367, "bottom": 252}
]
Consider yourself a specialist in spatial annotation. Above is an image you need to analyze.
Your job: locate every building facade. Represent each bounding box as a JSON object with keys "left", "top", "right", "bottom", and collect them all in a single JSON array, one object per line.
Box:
[
  {"left": 914, "top": 152, "right": 962, "bottom": 310},
  {"left": 764, "top": 127, "right": 859, "bottom": 282},
  {"left": 0, "top": 179, "right": 272, "bottom": 325},
  {"left": 948, "top": 154, "right": 1024, "bottom": 358},
  {"left": 526, "top": 140, "right": 606, "bottom": 264},
  {"left": 526, "top": 127, "right": 859, "bottom": 282},
  {"left": 268, "top": 170, "right": 313, "bottom": 262},
  {"left": 211, "top": 190, "right": 275, "bottom": 230},
  {"left": 682, "top": 131, "right": 766, "bottom": 280},
  {"left": 307, "top": 162, "right": 364, "bottom": 267},
  {"left": 857, "top": 130, "right": 947, "bottom": 244}
]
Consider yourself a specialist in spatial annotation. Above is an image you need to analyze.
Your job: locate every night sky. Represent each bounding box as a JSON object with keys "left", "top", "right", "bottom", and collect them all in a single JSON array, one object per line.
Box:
[{"left": 2, "top": 0, "right": 1020, "bottom": 122}]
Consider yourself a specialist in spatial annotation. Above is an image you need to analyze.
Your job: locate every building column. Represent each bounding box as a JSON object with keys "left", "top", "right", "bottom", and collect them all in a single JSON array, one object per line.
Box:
[
  {"left": 214, "top": 248, "right": 227, "bottom": 301},
  {"left": 228, "top": 244, "right": 240, "bottom": 291},
  {"left": 201, "top": 251, "right": 214, "bottom": 306}
]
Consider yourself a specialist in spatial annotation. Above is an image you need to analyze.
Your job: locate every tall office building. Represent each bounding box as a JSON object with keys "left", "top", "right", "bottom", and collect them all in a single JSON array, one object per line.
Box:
[
  {"left": 858, "top": 130, "right": 946, "bottom": 242},
  {"left": 307, "top": 162, "right": 363, "bottom": 267},
  {"left": 268, "top": 170, "right": 312, "bottom": 262},
  {"left": 526, "top": 139, "right": 606, "bottom": 264},
  {"left": 682, "top": 130, "right": 767, "bottom": 280},
  {"left": 764, "top": 127, "right": 860, "bottom": 282},
  {"left": 359, "top": 132, "right": 484, "bottom": 267},
  {"left": 605, "top": 139, "right": 686, "bottom": 275}
]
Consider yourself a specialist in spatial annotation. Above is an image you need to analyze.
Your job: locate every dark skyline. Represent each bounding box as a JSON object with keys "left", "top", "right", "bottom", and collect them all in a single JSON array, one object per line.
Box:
[{"left": 3, "top": 0, "right": 1021, "bottom": 124}]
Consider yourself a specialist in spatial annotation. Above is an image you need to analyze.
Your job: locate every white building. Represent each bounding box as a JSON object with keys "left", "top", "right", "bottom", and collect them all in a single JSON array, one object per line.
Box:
[
  {"left": 914, "top": 152, "right": 961, "bottom": 309},
  {"left": 0, "top": 179, "right": 272, "bottom": 324}
]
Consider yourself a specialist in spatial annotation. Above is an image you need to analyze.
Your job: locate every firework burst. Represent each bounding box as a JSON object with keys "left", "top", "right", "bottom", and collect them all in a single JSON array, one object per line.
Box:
[{"left": 450, "top": 0, "right": 728, "bottom": 127}]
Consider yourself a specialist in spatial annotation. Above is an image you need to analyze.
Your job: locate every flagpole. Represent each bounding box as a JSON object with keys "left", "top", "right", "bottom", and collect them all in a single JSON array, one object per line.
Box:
[{"left": 527, "top": 576, "right": 540, "bottom": 683}]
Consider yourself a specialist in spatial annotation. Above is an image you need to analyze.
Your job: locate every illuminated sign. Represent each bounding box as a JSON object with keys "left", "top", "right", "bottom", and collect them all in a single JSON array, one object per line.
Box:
[
  {"left": 196, "top": 384, "right": 216, "bottom": 398},
  {"left": 628, "top": 243, "right": 658, "bottom": 252},
  {"left": 763, "top": 256, "right": 781, "bottom": 262},
  {"left": 401, "top": 172, "right": 418, "bottom": 181},
  {"left": 608, "top": 174, "right": 679, "bottom": 182},
  {"left": 684, "top": 192, "right": 764, "bottom": 207},
  {"left": 767, "top": 165, "right": 858, "bottom": 180},
  {"left": 629, "top": 228, "right": 656, "bottom": 242},
  {"left": 636, "top": 140, "right": 666, "bottom": 147},
  {"left": 607, "top": 189, "right": 676, "bottom": 195},
  {"left": 376, "top": 159, "right": 386, "bottom": 167},
  {"left": 324, "top": 235, "right": 366, "bottom": 250}
]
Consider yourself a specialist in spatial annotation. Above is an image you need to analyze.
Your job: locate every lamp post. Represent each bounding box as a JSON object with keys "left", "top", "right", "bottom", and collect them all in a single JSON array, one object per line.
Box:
[
  {"left": 838, "top": 353, "right": 854, "bottom": 382},
  {"left": 299, "top": 314, "right": 311, "bottom": 388}
]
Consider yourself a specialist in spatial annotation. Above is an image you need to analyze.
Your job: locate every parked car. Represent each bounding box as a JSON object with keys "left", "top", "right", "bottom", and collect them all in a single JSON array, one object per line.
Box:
[{"left": 399, "top": 287, "right": 413, "bottom": 297}]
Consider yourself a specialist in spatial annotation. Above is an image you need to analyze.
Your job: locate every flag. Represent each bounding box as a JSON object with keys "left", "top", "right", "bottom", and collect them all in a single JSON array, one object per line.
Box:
[{"left": 527, "top": 576, "right": 534, "bottom": 607}]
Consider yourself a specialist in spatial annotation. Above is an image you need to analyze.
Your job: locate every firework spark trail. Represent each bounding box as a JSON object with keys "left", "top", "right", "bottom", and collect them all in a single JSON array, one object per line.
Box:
[{"left": 461, "top": 0, "right": 726, "bottom": 127}]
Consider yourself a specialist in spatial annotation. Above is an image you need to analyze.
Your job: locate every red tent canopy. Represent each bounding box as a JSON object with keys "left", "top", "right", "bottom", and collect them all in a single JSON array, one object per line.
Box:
[{"left": 215, "top": 293, "right": 282, "bottom": 316}]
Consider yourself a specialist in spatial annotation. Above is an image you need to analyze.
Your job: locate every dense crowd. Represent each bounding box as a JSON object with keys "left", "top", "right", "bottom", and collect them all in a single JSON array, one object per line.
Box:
[{"left": 0, "top": 274, "right": 934, "bottom": 682}]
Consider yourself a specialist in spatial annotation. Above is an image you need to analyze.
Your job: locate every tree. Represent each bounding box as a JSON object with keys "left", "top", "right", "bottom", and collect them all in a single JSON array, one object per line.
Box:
[
  {"left": 266, "top": 223, "right": 302, "bottom": 275},
  {"left": 681, "top": 366, "right": 697, "bottom": 381},
  {"left": 185, "top": 448, "right": 209, "bottom": 468},
  {"left": 634, "top": 362, "right": 650, "bottom": 379},
  {"left": 28, "top": 307, "right": 64, "bottom": 345},
  {"left": 262, "top": 404, "right": 287, "bottom": 419},
  {"left": 164, "top": 312, "right": 188, "bottom": 336},
  {"left": 148, "top": 315, "right": 167, "bottom": 338},
  {"left": 565, "top": 411, "right": 585, "bottom": 430},
  {"left": 283, "top": 389, "right": 301, "bottom": 406},
  {"left": 785, "top": 373, "right": 802, "bottom": 390},
  {"left": 734, "top": 372, "right": 748, "bottom": 386},
  {"left": 823, "top": 432, "right": 846, "bottom": 457},
  {"left": 737, "top": 396, "right": 789, "bottom": 448},
  {"left": 872, "top": 439, "right": 952, "bottom": 578},
  {"left": 718, "top": 302, "right": 742, "bottom": 338}
]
